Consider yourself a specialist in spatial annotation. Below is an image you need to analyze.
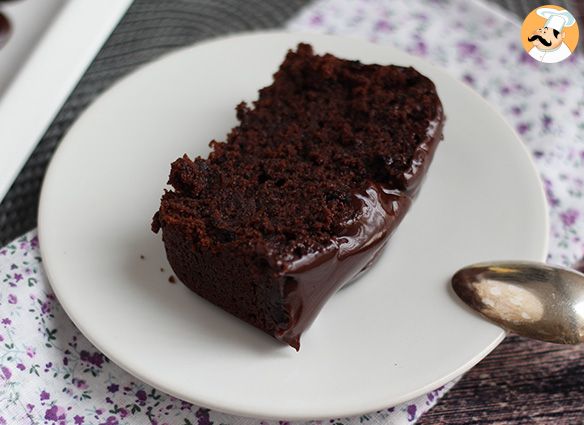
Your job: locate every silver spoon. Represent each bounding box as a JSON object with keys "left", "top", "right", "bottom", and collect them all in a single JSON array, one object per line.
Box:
[{"left": 452, "top": 260, "right": 584, "bottom": 344}]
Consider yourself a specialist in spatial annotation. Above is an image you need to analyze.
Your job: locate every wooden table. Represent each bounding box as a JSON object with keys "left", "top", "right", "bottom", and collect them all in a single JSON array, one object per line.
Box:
[{"left": 419, "top": 335, "right": 584, "bottom": 424}]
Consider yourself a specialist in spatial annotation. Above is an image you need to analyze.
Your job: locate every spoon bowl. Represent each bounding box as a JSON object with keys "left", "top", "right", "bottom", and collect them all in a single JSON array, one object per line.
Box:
[{"left": 452, "top": 261, "right": 584, "bottom": 344}]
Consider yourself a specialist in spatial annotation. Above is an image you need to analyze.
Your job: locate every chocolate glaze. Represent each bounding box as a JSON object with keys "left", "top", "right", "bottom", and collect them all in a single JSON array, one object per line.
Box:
[
  {"left": 274, "top": 107, "right": 445, "bottom": 350},
  {"left": 275, "top": 184, "right": 411, "bottom": 349}
]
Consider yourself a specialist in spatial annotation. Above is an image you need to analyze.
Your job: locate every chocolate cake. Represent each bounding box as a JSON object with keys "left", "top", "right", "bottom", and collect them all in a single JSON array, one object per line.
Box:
[{"left": 152, "top": 43, "right": 445, "bottom": 350}]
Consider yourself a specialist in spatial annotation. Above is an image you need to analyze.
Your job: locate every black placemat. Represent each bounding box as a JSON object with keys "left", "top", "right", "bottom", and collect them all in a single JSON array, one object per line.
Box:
[{"left": 0, "top": 0, "right": 311, "bottom": 246}]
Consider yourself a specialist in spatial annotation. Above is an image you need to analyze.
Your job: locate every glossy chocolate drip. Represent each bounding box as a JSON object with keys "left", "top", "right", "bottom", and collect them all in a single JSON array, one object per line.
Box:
[
  {"left": 274, "top": 108, "right": 445, "bottom": 350},
  {"left": 0, "top": 13, "right": 10, "bottom": 49},
  {"left": 275, "top": 183, "right": 411, "bottom": 349}
]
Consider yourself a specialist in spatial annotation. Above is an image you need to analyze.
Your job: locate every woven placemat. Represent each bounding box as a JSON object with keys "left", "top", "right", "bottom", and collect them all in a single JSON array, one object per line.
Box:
[{"left": 0, "top": 0, "right": 311, "bottom": 246}]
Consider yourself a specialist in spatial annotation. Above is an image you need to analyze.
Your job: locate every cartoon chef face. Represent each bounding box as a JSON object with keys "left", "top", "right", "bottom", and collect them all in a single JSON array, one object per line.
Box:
[
  {"left": 528, "top": 26, "right": 565, "bottom": 51},
  {"left": 523, "top": 6, "right": 578, "bottom": 63}
]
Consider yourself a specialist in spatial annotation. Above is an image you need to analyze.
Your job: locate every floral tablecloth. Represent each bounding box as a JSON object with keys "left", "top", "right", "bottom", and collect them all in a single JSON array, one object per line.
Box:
[{"left": 1, "top": 0, "right": 583, "bottom": 424}]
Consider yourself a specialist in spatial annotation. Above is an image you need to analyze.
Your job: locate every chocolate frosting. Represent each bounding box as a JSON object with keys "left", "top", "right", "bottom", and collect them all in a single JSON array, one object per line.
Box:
[{"left": 275, "top": 110, "right": 445, "bottom": 349}]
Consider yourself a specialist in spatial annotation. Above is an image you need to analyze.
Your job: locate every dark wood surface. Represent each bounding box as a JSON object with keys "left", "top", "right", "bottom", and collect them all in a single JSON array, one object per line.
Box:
[
  {"left": 420, "top": 255, "right": 584, "bottom": 425},
  {"left": 419, "top": 334, "right": 584, "bottom": 424}
]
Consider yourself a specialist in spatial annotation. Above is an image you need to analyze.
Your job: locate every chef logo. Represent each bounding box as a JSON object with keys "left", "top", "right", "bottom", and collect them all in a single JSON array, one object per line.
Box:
[{"left": 521, "top": 5, "right": 579, "bottom": 63}]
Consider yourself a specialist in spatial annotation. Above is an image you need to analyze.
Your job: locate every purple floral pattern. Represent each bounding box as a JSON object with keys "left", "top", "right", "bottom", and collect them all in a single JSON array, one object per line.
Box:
[{"left": 1, "top": 0, "right": 583, "bottom": 424}]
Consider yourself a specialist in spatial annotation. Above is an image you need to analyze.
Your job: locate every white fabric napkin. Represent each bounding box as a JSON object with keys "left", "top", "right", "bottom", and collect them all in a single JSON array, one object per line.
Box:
[{"left": 1, "top": 0, "right": 583, "bottom": 424}]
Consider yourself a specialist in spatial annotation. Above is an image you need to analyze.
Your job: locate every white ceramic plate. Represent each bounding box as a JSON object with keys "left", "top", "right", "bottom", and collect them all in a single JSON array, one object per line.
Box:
[{"left": 39, "top": 32, "right": 549, "bottom": 420}]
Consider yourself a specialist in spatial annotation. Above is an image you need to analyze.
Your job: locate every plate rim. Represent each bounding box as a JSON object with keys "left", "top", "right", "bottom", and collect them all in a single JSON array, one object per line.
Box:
[{"left": 38, "top": 30, "right": 550, "bottom": 420}]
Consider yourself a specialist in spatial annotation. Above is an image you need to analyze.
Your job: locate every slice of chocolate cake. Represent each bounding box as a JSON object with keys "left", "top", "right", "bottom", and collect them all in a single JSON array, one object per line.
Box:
[{"left": 152, "top": 43, "right": 445, "bottom": 350}]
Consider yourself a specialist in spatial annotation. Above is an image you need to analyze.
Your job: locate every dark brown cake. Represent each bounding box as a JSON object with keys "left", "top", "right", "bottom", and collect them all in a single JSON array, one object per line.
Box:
[{"left": 152, "top": 43, "right": 445, "bottom": 350}]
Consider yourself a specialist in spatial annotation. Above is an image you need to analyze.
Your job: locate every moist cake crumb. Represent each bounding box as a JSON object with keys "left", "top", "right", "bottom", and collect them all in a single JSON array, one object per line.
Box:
[{"left": 153, "top": 43, "right": 445, "bottom": 350}]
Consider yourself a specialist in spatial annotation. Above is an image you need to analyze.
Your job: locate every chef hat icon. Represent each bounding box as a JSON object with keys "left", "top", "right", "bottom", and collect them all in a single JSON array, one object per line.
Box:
[{"left": 536, "top": 7, "right": 577, "bottom": 32}]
